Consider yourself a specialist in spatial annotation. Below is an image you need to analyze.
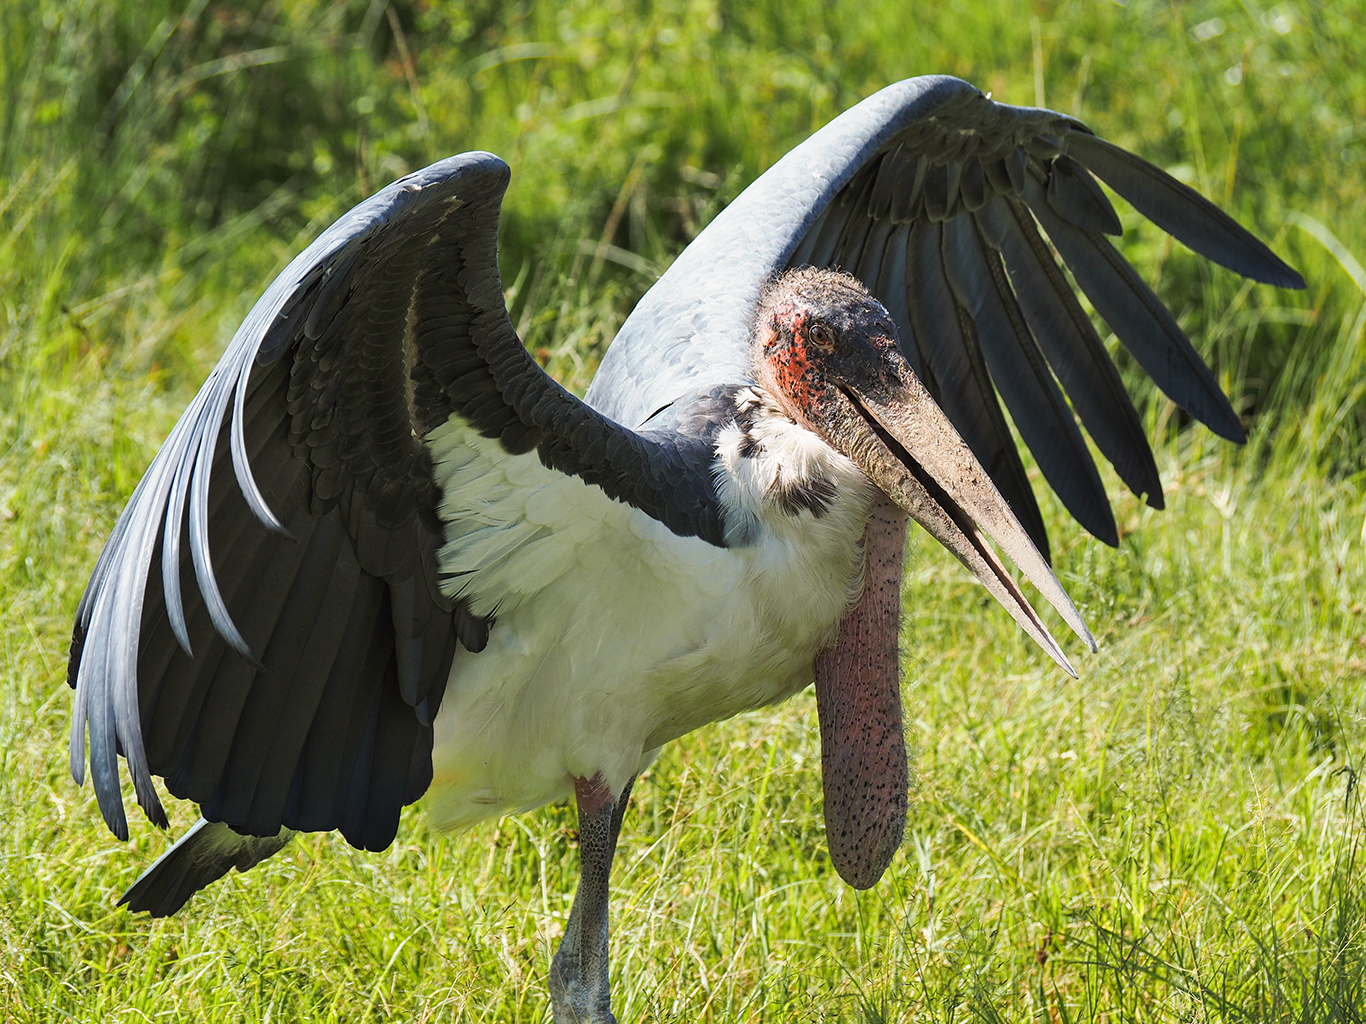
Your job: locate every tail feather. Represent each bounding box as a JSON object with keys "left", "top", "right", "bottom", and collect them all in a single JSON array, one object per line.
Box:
[{"left": 119, "top": 818, "right": 295, "bottom": 917}]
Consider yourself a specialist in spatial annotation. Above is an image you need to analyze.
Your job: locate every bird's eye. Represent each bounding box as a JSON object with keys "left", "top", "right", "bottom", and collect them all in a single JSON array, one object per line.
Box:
[{"left": 810, "top": 323, "right": 835, "bottom": 349}]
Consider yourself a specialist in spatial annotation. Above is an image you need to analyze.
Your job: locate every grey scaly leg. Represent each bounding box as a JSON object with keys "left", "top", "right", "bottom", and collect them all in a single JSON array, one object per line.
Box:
[{"left": 549, "top": 773, "right": 635, "bottom": 1024}]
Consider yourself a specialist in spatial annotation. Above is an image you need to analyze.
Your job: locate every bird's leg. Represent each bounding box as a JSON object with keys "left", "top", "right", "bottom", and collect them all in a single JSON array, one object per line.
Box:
[{"left": 549, "top": 772, "right": 635, "bottom": 1024}]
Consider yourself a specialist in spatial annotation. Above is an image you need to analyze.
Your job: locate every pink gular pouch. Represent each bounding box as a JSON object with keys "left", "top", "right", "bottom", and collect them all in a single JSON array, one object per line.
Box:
[{"left": 815, "top": 493, "right": 909, "bottom": 890}]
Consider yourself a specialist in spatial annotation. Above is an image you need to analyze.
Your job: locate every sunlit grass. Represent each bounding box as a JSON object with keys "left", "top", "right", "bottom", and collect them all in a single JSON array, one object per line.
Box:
[
  {"left": 3, "top": 0, "right": 1365, "bottom": 1020},
  {"left": 4, "top": 438, "right": 1363, "bottom": 1021}
]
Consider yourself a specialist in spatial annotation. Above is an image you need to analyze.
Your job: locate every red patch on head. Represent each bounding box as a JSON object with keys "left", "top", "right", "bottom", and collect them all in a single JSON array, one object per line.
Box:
[{"left": 761, "top": 306, "right": 824, "bottom": 421}]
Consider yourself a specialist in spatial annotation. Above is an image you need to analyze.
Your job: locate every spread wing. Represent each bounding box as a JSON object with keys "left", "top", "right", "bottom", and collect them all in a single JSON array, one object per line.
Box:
[
  {"left": 588, "top": 75, "right": 1303, "bottom": 559},
  {"left": 69, "top": 153, "right": 724, "bottom": 849}
]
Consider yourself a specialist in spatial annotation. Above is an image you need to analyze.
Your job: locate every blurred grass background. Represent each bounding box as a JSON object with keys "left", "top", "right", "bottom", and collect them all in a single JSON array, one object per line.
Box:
[{"left": 2, "top": 0, "right": 1364, "bottom": 1020}]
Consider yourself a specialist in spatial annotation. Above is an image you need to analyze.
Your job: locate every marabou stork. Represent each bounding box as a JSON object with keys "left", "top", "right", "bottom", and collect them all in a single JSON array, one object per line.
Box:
[{"left": 68, "top": 77, "right": 1302, "bottom": 1022}]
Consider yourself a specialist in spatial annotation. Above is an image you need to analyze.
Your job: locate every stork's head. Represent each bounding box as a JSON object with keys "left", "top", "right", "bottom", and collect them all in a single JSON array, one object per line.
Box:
[
  {"left": 751, "top": 266, "right": 1091, "bottom": 677},
  {"left": 753, "top": 268, "right": 902, "bottom": 427}
]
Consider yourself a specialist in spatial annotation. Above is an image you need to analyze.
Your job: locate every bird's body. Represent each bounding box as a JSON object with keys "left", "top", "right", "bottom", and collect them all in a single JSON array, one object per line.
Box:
[
  {"left": 425, "top": 401, "right": 873, "bottom": 827},
  {"left": 66, "top": 76, "right": 1304, "bottom": 1022}
]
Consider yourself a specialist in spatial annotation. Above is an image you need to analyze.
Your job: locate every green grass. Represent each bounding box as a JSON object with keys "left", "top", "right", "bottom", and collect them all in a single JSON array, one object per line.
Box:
[
  {"left": 3, "top": 0, "right": 1366, "bottom": 1020},
  {"left": 4, "top": 438, "right": 1364, "bottom": 1021}
]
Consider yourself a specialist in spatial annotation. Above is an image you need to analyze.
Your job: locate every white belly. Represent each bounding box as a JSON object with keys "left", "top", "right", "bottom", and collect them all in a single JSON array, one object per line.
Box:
[{"left": 424, "top": 413, "right": 874, "bottom": 830}]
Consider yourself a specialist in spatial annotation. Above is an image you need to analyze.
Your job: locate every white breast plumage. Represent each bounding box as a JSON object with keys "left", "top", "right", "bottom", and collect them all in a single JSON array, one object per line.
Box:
[{"left": 424, "top": 405, "right": 874, "bottom": 830}]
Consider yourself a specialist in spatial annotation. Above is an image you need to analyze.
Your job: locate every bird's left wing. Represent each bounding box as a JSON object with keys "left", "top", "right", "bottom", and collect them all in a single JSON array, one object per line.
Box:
[
  {"left": 589, "top": 76, "right": 1303, "bottom": 559},
  {"left": 69, "top": 153, "right": 725, "bottom": 849}
]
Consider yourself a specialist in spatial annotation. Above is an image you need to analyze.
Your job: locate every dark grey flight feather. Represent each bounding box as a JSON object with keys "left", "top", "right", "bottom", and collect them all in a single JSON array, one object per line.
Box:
[
  {"left": 1046, "top": 154, "right": 1123, "bottom": 236},
  {"left": 1066, "top": 132, "right": 1305, "bottom": 289},
  {"left": 119, "top": 818, "right": 295, "bottom": 918}
]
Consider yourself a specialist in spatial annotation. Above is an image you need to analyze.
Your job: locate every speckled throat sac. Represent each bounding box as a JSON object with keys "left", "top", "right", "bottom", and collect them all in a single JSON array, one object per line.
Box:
[{"left": 814, "top": 492, "right": 909, "bottom": 890}]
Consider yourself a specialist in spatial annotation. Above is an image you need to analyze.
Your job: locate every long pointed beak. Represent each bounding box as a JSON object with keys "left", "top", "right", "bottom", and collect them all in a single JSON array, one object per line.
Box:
[{"left": 825, "top": 357, "right": 1095, "bottom": 674}]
